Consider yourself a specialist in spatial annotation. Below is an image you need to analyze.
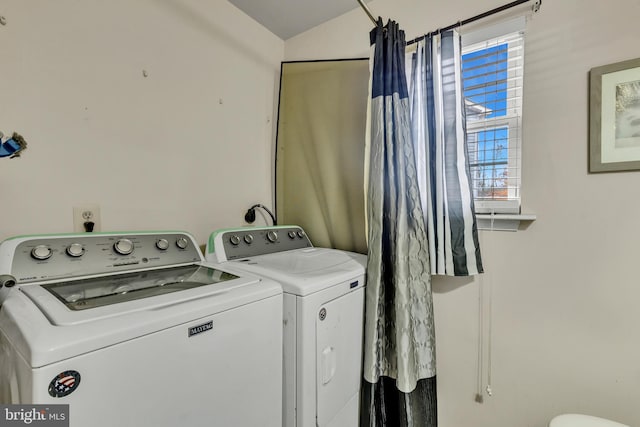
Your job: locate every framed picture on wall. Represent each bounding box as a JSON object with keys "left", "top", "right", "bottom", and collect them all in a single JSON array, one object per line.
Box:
[{"left": 589, "top": 57, "right": 640, "bottom": 173}]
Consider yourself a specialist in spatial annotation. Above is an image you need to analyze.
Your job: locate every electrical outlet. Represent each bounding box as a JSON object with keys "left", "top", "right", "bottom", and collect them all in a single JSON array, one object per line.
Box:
[{"left": 73, "top": 204, "right": 101, "bottom": 233}]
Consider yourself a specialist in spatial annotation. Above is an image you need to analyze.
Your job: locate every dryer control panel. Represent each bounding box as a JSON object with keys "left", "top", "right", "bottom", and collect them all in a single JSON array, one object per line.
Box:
[
  {"left": 214, "top": 226, "right": 312, "bottom": 261},
  {"left": 5, "top": 232, "right": 202, "bottom": 284}
]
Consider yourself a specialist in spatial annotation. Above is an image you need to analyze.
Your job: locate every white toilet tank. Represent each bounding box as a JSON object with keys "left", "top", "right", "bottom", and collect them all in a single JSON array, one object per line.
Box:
[{"left": 550, "top": 414, "right": 629, "bottom": 427}]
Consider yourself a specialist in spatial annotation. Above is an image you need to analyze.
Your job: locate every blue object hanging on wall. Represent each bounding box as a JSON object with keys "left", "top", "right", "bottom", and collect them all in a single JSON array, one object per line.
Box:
[{"left": 0, "top": 132, "right": 27, "bottom": 158}]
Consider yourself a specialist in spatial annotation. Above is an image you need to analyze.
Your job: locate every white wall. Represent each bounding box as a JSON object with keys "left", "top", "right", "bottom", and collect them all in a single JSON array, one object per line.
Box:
[
  {"left": 0, "top": 0, "right": 283, "bottom": 244},
  {"left": 286, "top": 1, "right": 640, "bottom": 426}
]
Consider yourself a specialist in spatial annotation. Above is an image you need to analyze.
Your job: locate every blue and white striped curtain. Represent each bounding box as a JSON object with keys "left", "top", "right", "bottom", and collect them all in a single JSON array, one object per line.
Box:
[
  {"left": 361, "top": 20, "right": 437, "bottom": 427},
  {"left": 409, "top": 31, "right": 483, "bottom": 276},
  {"left": 361, "top": 23, "right": 484, "bottom": 427}
]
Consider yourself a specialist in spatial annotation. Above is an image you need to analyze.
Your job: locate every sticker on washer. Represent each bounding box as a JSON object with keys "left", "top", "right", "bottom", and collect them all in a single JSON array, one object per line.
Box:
[{"left": 48, "top": 371, "right": 81, "bottom": 398}]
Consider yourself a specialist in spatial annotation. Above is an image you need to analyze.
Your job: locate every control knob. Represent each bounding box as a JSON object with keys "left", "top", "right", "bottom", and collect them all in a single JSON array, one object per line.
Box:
[
  {"left": 229, "top": 235, "right": 241, "bottom": 246},
  {"left": 113, "top": 238, "right": 134, "bottom": 255},
  {"left": 31, "top": 245, "right": 52, "bottom": 260},
  {"left": 66, "top": 243, "right": 85, "bottom": 257},
  {"left": 297, "top": 230, "right": 305, "bottom": 238},
  {"left": 243, "top": 234, "right": 254, "bottom": 244},
  {"left": 287, "top": 231, "right": 296, "bottom": 239},
  {"left": 156, "top": 239, "right": 169, "bottom": 251},
  {"left": 176, "top": 237, "right": 189, "bottom": 249},
  {"left": 266, "top": 230, "right": 278, "bottom": 243}
]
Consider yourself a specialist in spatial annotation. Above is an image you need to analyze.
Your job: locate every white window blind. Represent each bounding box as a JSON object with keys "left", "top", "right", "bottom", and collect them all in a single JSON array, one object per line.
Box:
[{"left": 462, "top": 19, "right": 525, "bottom": 214}]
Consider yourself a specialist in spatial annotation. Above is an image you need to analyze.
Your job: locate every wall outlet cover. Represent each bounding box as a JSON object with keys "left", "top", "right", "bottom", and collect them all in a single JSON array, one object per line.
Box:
[{"left": 73, "top": 204, "right": 101, "bottom": 232}]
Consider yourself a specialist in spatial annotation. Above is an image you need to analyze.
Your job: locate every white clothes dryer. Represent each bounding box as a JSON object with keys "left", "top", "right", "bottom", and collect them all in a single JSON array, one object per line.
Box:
[
  {"left": 206, "top": 225, "right": 366, "bottom": 427},
  {"left": 0, "top": 231, "right": 283, "bottom": 427}
]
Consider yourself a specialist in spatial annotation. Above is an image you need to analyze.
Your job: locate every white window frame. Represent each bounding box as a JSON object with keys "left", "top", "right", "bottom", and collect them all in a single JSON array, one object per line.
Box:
[{"left": 462, "top": 18, "right": 525, "bottom": 215}]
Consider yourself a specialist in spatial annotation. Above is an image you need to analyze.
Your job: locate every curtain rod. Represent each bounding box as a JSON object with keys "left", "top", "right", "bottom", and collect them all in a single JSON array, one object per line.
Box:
[
  {"left": 406, "top": 0, "right": 541, "bottom": 45},
  {"left": 357, "top": 0, "right": 378, "bottom": 26}
]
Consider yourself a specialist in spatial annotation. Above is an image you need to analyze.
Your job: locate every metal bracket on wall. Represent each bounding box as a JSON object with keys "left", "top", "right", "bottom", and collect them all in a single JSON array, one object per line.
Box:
[{"left": 532, "top": 0, "right": 542, "bottom": 13}]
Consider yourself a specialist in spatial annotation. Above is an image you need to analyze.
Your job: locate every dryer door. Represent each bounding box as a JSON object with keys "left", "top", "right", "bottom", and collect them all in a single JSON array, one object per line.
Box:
[{"left": 315, "top": 287, "right": 364, "bottom": 427}]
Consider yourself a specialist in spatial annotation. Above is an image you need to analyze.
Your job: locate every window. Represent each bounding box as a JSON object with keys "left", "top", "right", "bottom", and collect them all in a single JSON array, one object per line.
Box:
[{"left": 462, "top": 23, "right": 524, "bottom": 214}]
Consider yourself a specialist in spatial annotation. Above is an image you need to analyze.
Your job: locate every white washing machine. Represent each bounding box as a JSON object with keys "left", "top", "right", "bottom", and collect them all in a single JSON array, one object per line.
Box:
[
  {"left": 205, "top": 225, "right": 366, "bottom": 427},
  {"left": 0, "top": 231, "right": 283, "bottom": 427}
]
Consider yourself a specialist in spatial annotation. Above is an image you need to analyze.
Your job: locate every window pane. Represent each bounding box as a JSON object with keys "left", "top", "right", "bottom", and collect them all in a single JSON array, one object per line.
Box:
[
  {"left": 463, "top": 43, "right": 508, "bottom": 120},
  {"left": 462, "top": 31, "right": 523, "bottom": 212},
  {"left": 468, "top": 126, "right": 510, "bottom": 200},
  {"left": 462, "top": 24, "right": 524, "bottom": 213}
]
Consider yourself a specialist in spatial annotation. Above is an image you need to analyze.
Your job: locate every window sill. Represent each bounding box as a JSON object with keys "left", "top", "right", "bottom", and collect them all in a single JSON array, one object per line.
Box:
[{"left": 476, "top": 213, "right": 536, "bottom": 232}]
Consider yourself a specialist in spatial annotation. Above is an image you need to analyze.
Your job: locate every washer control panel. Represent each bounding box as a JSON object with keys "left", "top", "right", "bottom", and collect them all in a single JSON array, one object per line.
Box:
[
  {"left": 220, "top": 226, "right": 312, "bottom": 260},
  {"left": 8, "top": 232, "right": 202, "bottom": 284}
]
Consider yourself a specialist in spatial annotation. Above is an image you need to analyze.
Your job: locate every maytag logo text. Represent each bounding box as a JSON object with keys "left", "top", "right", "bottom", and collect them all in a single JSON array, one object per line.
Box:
[{"left": 188, "top": 321, "right": 213, "bottom": 337}]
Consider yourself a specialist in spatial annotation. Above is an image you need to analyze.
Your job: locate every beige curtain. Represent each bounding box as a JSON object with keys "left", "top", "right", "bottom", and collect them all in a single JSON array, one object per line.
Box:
[{"left": 276, "top": 60, "right": 368, "bottom": 254}]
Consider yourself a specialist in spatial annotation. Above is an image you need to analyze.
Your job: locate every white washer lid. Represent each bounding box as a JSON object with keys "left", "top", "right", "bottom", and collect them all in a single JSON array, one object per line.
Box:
[
  {"left": 21, "top": 264, "right": 248, "bottom": 326},
  {"left": 0, "top": 264, "right": 281, "bottom": 367},
  {"left": 230, "top": 248, "right": 366, "bottom": 296},
  {"left": 549, "top": 414, "right": 629, "bottom": 427}
]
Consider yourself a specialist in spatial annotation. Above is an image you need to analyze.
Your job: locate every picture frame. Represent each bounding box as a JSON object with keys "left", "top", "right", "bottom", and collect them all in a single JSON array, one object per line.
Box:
[{"left": 589, "top": 57, "right": 640, "bottom": 173}]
